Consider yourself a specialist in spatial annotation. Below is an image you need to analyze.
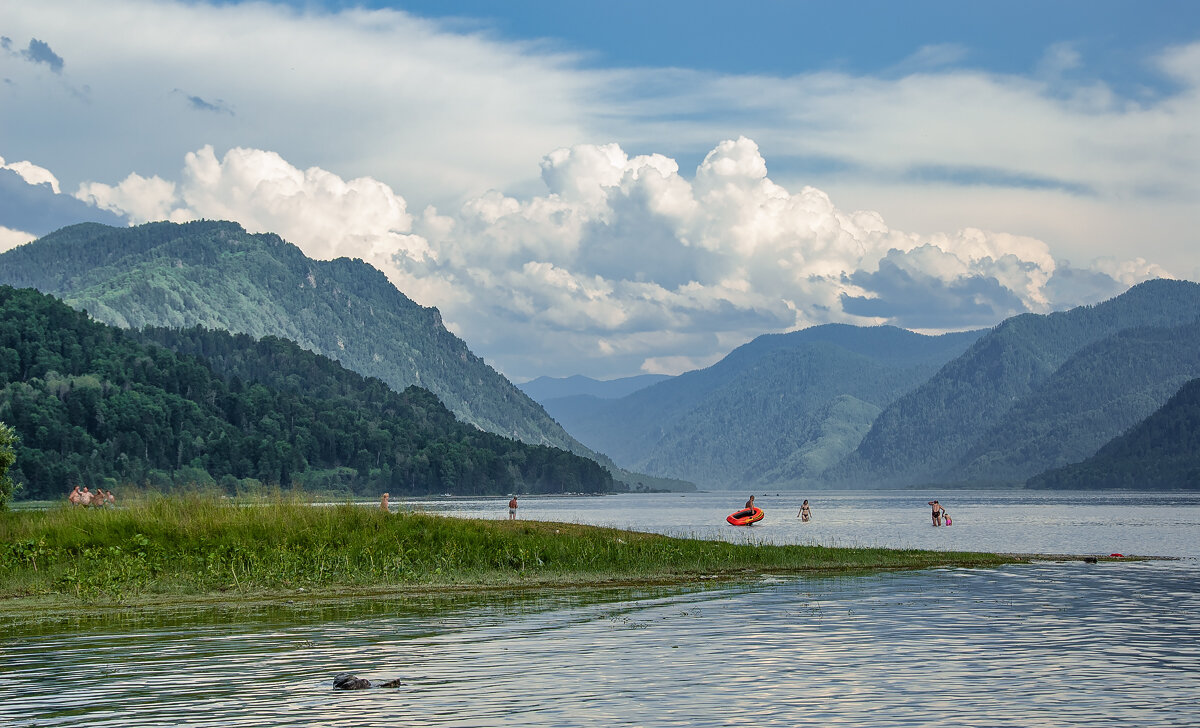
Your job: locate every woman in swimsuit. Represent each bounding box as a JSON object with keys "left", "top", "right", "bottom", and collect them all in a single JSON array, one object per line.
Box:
[
  {"left": 798, "top": 500, "right": 811, "bottom": 522},
  {"left": 928, "top": 500, "right": 945, "bottom": 526}
]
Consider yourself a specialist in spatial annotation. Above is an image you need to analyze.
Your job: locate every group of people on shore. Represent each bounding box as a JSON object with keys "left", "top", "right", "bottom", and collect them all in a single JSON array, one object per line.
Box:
[{"left": 67, "top": 486, "right": 115, "bottom": 507}]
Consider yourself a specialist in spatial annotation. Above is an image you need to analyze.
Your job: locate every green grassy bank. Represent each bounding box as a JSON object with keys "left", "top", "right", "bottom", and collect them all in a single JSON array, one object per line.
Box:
[{"left": 1, "top": 495, "right": 1026, "bottom": 610}]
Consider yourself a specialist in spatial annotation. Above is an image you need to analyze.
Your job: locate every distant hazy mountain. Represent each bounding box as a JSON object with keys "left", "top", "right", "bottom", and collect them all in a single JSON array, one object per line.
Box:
[
  {"left": 547, "top": 324, "right": 984, "bottom": 488},
  {"left": 834, "top": 279, "right": 1200, "bottom": 487},
  {"left": 1028, "top": 377, "right": 1200, "bottom": 490},
  {"left": 0, "top": 221, "right": 586, "bottom": 456},
  {"left": 519, "top": 374, "right": 672, "bottom": 403}
]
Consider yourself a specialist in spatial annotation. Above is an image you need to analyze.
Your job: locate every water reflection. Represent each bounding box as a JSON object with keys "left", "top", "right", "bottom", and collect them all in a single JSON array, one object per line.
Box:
[{"left": 3, "top": 561, "right": 1197, "bottom": 727}]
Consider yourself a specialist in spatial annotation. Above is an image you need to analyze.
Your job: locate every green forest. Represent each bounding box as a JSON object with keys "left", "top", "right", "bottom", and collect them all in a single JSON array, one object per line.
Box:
[
  {"left": 0, "top": 286, "right": 613, "bottom": 502},
  {"left": 1028, "top": 377, "right": 1200, "bottom": 490},
  {"left": 0, "top": 220, "right": 586, "bottom": 454}
]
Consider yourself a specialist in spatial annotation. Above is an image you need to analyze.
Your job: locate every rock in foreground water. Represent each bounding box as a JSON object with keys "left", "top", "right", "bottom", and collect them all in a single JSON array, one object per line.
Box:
[{"left": 332, "top": 673, "right": 403, "bottom": 689}]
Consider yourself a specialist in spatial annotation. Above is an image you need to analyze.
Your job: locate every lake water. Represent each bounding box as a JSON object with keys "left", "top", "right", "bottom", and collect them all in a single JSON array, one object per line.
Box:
[{"left": 3, "top": 491, "right": 1199, "bottom": 727}]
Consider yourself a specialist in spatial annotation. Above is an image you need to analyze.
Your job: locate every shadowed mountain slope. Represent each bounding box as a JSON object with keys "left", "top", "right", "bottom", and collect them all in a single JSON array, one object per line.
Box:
[{"left": 1027, "top": 376, "right": 1200, "bottom": 490}]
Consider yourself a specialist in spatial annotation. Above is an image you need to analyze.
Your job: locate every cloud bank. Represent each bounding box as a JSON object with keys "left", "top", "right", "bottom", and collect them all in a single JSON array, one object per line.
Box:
[
  {"left": 2, "top": 2, "right": 1197, "bottom": 280},
  {"left": 74, "top": 139, "right": 1170, "bottom": 379}
]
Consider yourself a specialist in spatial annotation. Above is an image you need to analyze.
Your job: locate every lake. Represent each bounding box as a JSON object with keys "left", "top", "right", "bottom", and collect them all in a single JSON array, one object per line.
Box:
[{"left": 3, "top": 490, "right": 1198, "bottom": 727}]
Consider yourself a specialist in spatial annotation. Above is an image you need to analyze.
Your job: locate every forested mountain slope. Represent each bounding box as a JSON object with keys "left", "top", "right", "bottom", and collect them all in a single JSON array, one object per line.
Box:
[
  {"left": 954, "top": 321, "right": 1200, "bottom": 482},
  {"left": 546, "top": 324, "right": 983, "bottom": 488},
  {"left": 833, "top": 279, "right": 1200, "bottom": 487},
  {"left": 1028, "top": 377, "right": 1200, "bottom": 490},
  {"left": 0, "top": 286, "right": 612, "bottom": 499},
  {"left": 0, "top": 221, "right": 576, "bottom": 453}
]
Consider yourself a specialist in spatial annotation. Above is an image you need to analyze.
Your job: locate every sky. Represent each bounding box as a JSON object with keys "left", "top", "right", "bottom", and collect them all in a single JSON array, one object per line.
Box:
[{"left": 1, "top": 0, "right": 1198, "bottom": 381}]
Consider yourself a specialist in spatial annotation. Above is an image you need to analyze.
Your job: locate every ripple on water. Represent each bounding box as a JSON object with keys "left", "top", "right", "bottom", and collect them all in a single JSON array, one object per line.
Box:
[{"left": 3, "top": 560, "right": 1199, "bottom": 727}]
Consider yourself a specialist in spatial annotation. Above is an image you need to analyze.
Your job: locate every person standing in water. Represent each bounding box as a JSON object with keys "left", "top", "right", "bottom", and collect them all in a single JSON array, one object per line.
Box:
[
  {"left": 928, "top": 500, "right": 946, "bottom": 527},
  {"left": 380, "top": 492, "right": 390, "bottom": 512},
  {"left": 798, "top": 500, "right": 811, "bottom": 521},
  {"left": 508, "top": 496, "right": 518, "bottom": 520},
  {"left": 745, "top": 495, "right": 756, "bottom": 510}
]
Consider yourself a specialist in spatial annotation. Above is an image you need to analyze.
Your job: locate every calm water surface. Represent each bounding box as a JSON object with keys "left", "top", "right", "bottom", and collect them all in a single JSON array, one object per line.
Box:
[
  {"left": 3, "top": 491, "right": 1198, "bottom": 727},
  {"left": 415, "top": 490, "right": 1200, "bottom": 557}
]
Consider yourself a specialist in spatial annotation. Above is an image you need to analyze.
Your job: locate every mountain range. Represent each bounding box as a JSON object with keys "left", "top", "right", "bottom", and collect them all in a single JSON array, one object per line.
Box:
[
  {"left": 0, "top": 220, "right": 692, "bottom": 492},
  {"left": 835, "top": 279, "right": 1200, "bottom": 487},
  {"left": 3, "top": 220, "right": 1198, "bottom": 493},
  {"left": 524, "top": 280, "right": 1200, "bottom": 490},
  {"left": 531, "top": 325, "right": 984, "bottom": 488}
]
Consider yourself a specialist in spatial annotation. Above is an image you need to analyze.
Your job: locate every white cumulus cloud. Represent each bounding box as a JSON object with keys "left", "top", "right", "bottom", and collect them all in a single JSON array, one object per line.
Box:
[
  {"left": 70, "top": 139, "right": 1174, "bottom": 379},
  {"left": 0, "top": 155, "right": 61, "bottom": 193},
  {"left": 0, "top": 225, "right": 37, "bottom": 253}
]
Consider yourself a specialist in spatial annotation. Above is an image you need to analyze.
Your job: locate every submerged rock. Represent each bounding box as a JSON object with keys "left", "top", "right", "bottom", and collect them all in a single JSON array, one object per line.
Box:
[
  {"left": 333, "top": 673, "right": 371, "bottom": 690},
  {"left": 333, "top": 673, "right": 403, "bottom": 690}
]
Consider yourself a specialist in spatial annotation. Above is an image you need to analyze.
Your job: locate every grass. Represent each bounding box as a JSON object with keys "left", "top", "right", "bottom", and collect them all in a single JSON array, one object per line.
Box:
[{"left": 0, "top": 493, "right": 1028, "bottom": 612}]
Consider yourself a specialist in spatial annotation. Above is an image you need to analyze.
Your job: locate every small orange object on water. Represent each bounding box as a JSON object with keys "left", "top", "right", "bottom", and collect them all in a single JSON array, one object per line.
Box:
[{"left": 1110, "top": 553, "right": 1124, "bottom": 558}]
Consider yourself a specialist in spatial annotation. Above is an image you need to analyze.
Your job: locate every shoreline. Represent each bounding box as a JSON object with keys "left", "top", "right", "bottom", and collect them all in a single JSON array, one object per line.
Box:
[
  {"left": 3, "top": 553, "right": 1143, "bottom": 629},
  {"left": 1, "top": 495, "right": 1154, "bottom": 626},
  {"left": 0, "top": 495, "right": 1033, "bottom": 620}
]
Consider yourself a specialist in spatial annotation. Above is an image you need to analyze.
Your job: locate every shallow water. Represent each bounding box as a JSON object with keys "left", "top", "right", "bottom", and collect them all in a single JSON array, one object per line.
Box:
[
  {"left": 3, "top": 491, "right": 1199, "bottom": 727},
  {"left": 411, "top": 490, "right": 1200, "bottom": 557}
]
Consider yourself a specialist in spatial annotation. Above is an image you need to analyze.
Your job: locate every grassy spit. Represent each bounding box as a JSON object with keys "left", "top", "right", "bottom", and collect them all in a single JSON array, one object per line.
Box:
[{"left": 1, "top": 494, "right": 1027, "bottom": 612}]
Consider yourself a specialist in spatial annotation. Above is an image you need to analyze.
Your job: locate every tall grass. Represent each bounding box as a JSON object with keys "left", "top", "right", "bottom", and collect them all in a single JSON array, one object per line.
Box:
[{"left": 0, "top": 493, "right": 1023, "bottom": 605}]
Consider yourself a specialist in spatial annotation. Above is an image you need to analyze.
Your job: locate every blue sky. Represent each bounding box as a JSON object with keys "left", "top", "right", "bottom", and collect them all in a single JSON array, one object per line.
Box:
[
  {"left": 2, "top": 1, "right": 1198, "bottom": 380},
  {"left": 426, "top": 1, "right": 1183, "bottom": 74}
]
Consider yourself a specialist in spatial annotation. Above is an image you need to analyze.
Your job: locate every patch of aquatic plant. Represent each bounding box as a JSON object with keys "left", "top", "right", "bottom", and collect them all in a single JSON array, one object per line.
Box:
[{"left": 0, "top": 493, "right": 1024, "bottom": 605}]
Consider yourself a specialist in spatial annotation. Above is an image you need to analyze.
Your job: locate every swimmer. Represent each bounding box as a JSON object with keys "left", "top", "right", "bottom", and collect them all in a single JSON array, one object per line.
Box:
[
  {"left": 928, "top": 500, "right": 946, "bottom": 527},
  {"left": 798, "top": 499, "right": 811, "bottom": 522}
]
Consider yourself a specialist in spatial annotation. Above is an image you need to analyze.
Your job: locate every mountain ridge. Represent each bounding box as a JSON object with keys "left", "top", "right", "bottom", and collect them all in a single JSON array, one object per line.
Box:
[
  {"left": 0, "top": 221, "right": 580, "bottom": 451},
  {"left": 543, "top": 324, "right": 985, "bottom": 488},
  {"left": 833, "top": 278, "right": 1200, "bottom": 487}
]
